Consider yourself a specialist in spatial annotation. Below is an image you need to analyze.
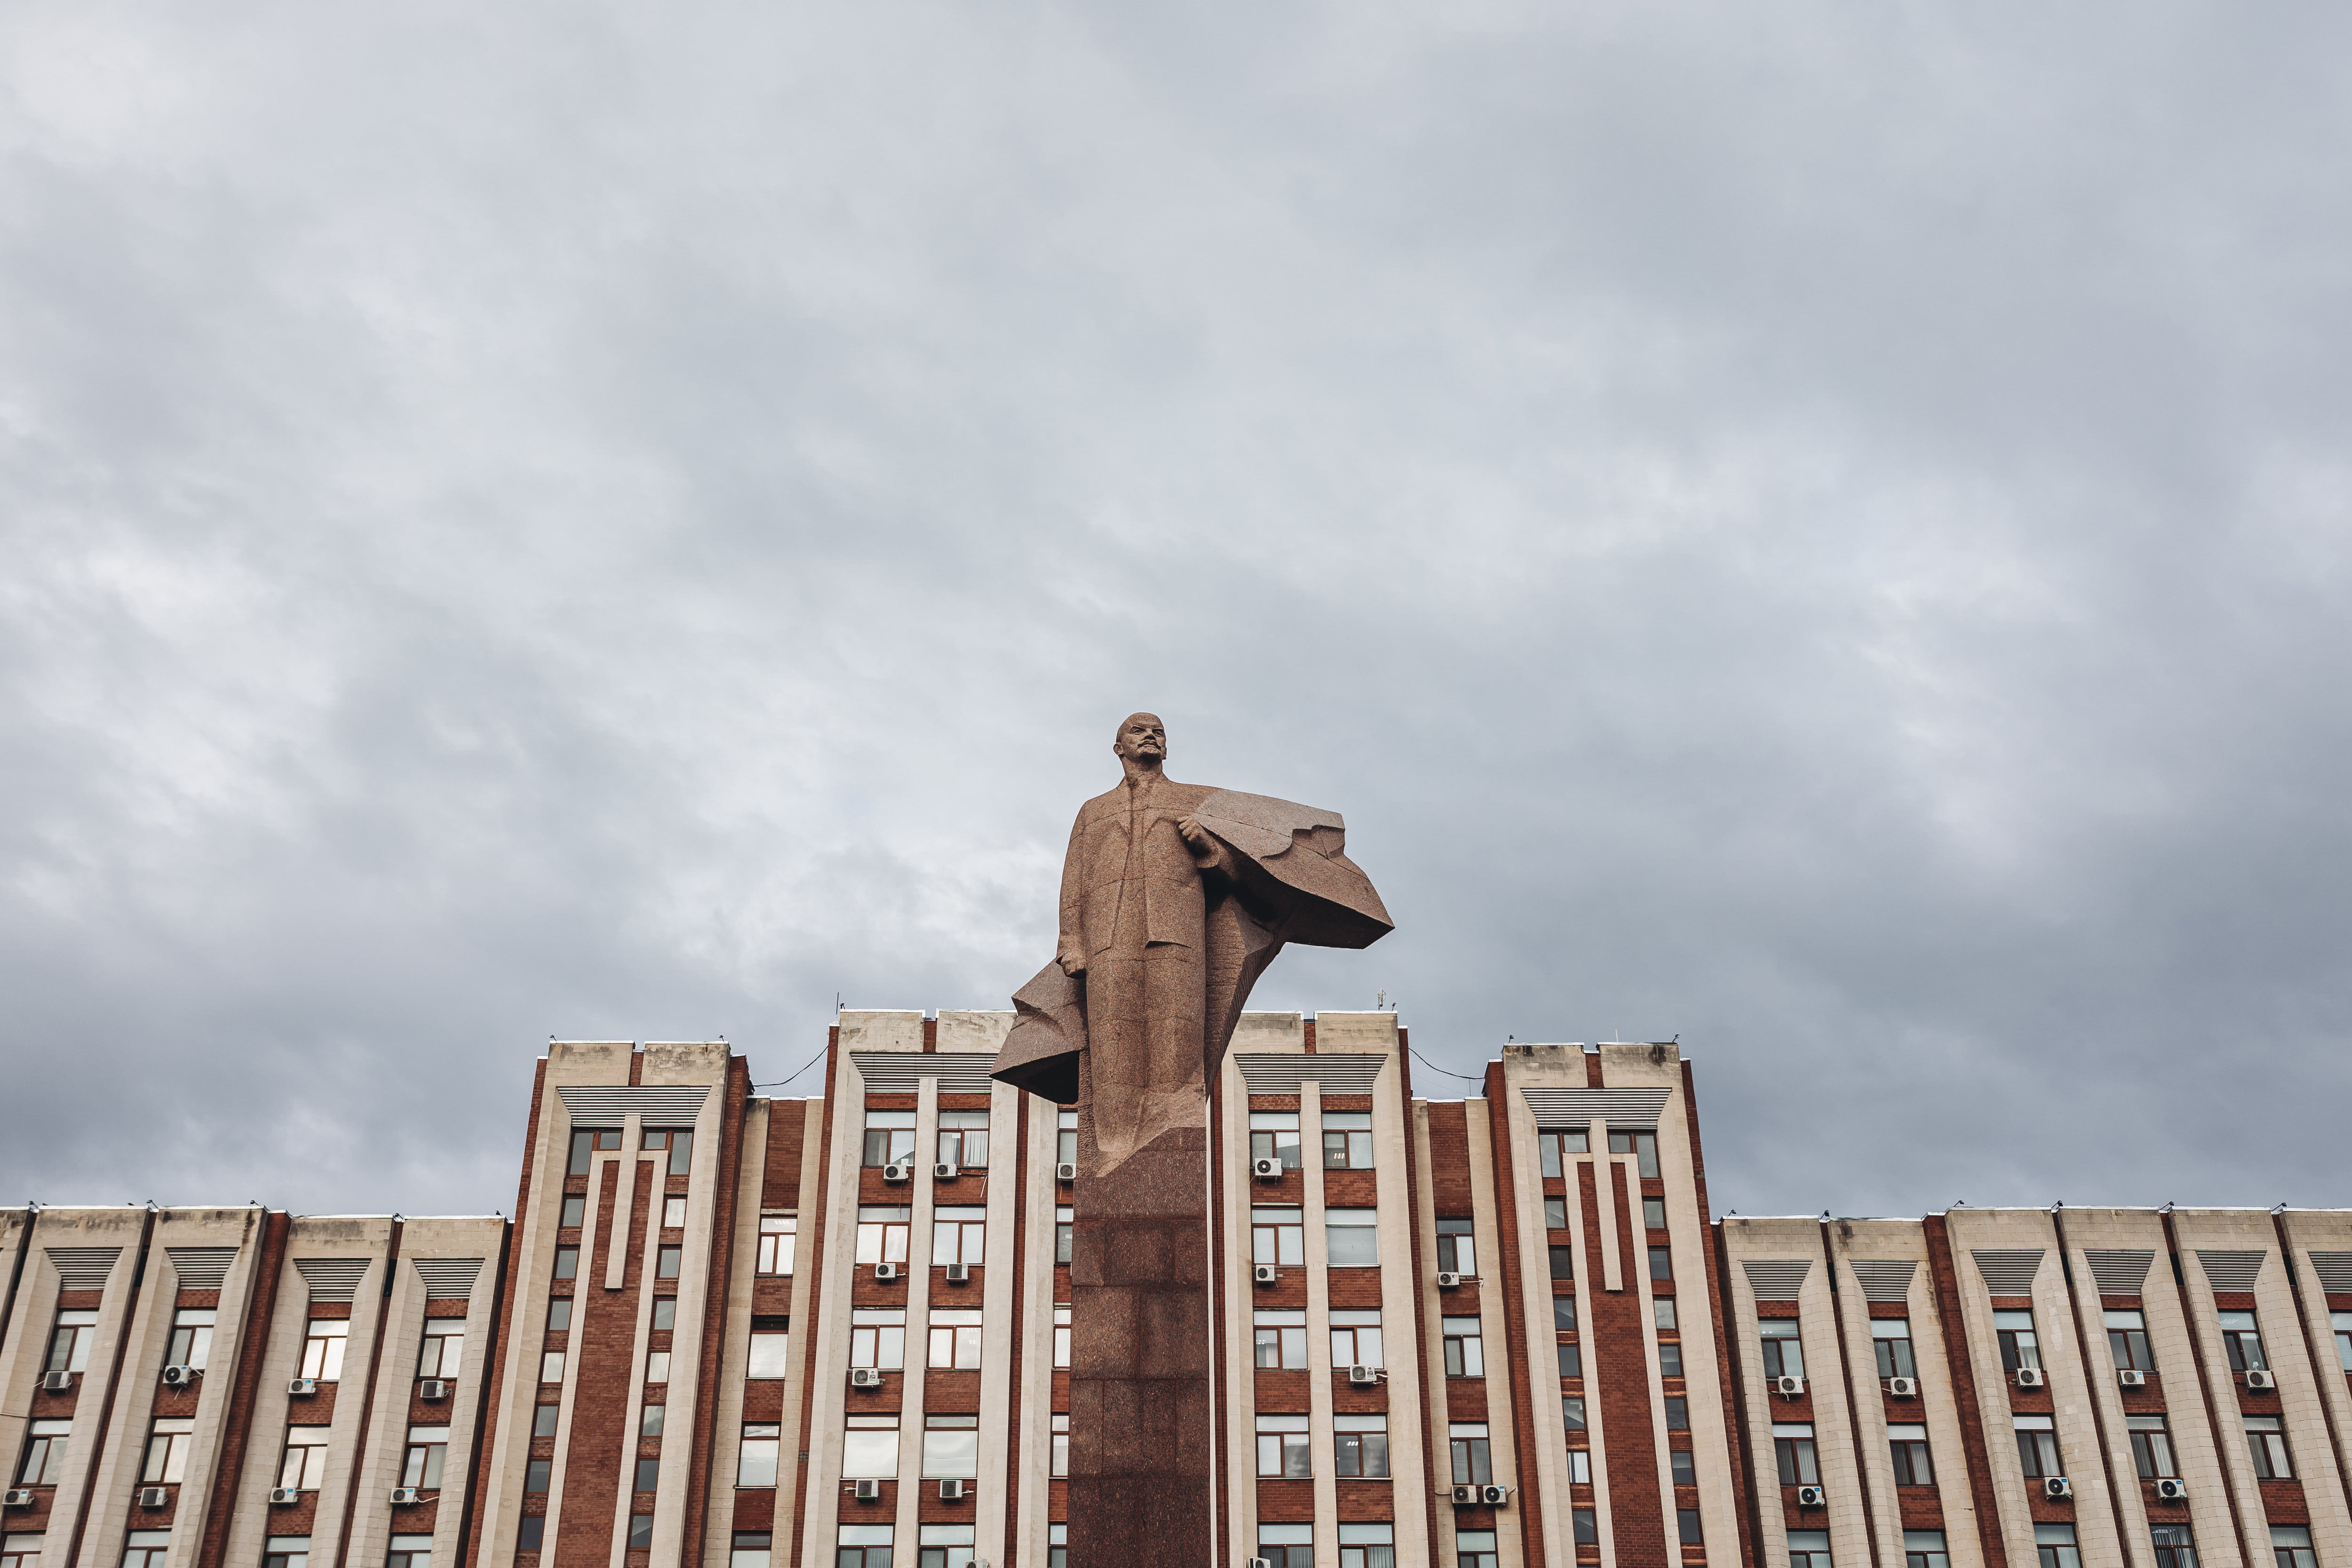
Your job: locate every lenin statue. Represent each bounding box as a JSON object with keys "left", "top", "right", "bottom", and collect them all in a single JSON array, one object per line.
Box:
[{"left": 994, "top": 713, "right": 1391, "bottom": 1566}]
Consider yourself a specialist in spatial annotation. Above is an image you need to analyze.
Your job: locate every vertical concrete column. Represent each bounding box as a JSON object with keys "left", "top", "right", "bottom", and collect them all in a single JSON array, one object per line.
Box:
[
  {"left": 892, "top": 1075, "right": 940, "bottom": 1549},
  {"left": 974, "top": 1079, "right": 1022, "bottom": 1563},
  {"left": 1590, "top": 1122, "right": 1622, "bottom": 1297},
  {"left": 606, "top": 1115, "right": 644, "bottom": 1293},
  {"left": 1464, "top": 1104, "right": 1527, "bottom": 1568},
  {"left": 1301, "top": 1081, "right": 1339, "bottom": 1567}
]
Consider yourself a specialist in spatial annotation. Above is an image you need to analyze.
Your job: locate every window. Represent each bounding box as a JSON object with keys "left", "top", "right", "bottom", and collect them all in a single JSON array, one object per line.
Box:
[
  {"left": 930, "top": 1207, "right": 985, "bottom": 1268},
  {"left": 299, "top": 1320, "right": 349, "bottom": 1382},
  {"left": 656, "top": 1246, "right": 682, "bottom": 1279},
  {"left": 540, "top": 1351, "right": 565, "bottom": 1385},
  {"left": 1889, "top": 1425, "right": 1934, "bottom": 1485},
  {"left": 1789, "top": 1533, "right": 1833, "bottom": 1568},
  {"left": 546, "top": 1299, "right": 571, "bottom": 1332},
  {"left": 2153, "top": 1527, "right": 2198, "bottom": 1568},
  {"left": 532, "top": 1404, "right": 559, "bottom": 1438},
  {"left": 2246, "top": 1416, "right": 2293, "bottom": 1479},
  {"left": 922, "top": 1414, "right": 978, "bottom": 1479},
  {"left": 730, "top": 1533, "right": 769, "bottom": 1568},
  {"left": 1546, "top": 1198, "right": 1569, "bottom": 1230},
  {"left": 1996, "top": 1311, "right": 2042, "bottom": 1372},
  {"left": 928, "top": 1310, "right": 983, "bottom": 1370},
  {"left": 264, "top": 1537, "right": 309, "bottom": 1568},
  {"left": 2129, "top": 1415, "right": 2177, "bottom": 1478},
  {"left": 1679, "top": 1510, "right": 1704, "bottom": 1547},
  {"left": 1573, "top": 1512, "right": 1598, "bottom": 1546},
  {"left": 1436, "top": 1218, "right": 1477, "bottom": 1278},
  {"left": 279, "top": 1428, "right": 331, "bottom": 1491},
  {"left": 662, "top": 1197, "right": 687, "bottom": 1228},
  {"left": 1259, "top": 1525, "right": 1313, "bottom": 1568},
  {"left": 1047, "top": 1523, "right": 1066, "bottom": 1568},
  {"left": 848, "top": 1310, "right": 905, "bottom": 1371},
  {"left": 1252, "top": 1208, "right": 1304, "bottom": 1266},
  {"left": 166, "top": 1310, "right": 215, "bottom": 1369},
  {"left": 1322, "top": 1112, "right": 1374, "bottom": 1169},
  {"left": 2221, "top": 1312, "right": 2269, "bottom": 1373},
  {"left": 1049, "top": 1414, "right": 1068, "bottom": 1477},
  {"left": 855, "top": 1208, "right": 910, "bottom": 1266},
  {"left": 2273, "top": 1528, "right": 2317, "bottom": 1568},
  {"left": 1339, "top": 1523, "right": 1396, "bottom": 1568},
  {"left": 45, "top": 1310, "right": 98, "bottom": 1374},
  {"left": 2333, "top": 1312, "right": 2352, "bottom": 1372},
  {"left": 1761, "top": 1321, "right": 1804, "bottom": 1379},
  {"left": 1665, "top": 1397, "right": 1689, "bottom": 1431},
  {"left": 524, "top": 1460, "right": 551, "bottom": 1494},
  {"left": 641, "top": 1405, "right": 665, "bottom": 1438},
  {"left": 1608, "top": 1128, "right": 1660, "bottom": 1178},
  {"left": 916, "top": 1523, "right": 977, "bottom": 1568},
  {"left": 1443, "top": 1317, "right": 1485, "bottom": 1377},
  {"left": 122, "top": 1535, "right": 171, "bottom": 1568},
  {"left": 560, "top": 1196, "right": 586, "bottom": 1228},
  {"left": 1655, "top": 1298, "right": 1678, "bottom": 1332},
  {"left": 1462, "top": 1528, "right": 1503, "bottom": 1568},
  {"left": 641, "top": 1127, "right": 694, "bottom": 1176},
  {"left": 2037, "top": 1526, "right": 2081, "bottom": 1568},
  {"left": 861, "top": 1111, "right": 915, "bottom": 1168},
  {"left": 417, "top": 1324, "right": 463, "bottom": 1380},
  {"left": 1449, "top": 1422, "right": 1492, "bottom": 1485},
  {"left": 401, "top": 1426, "right": 449, "bottom": 1490},
  {"left": 628, "top": 1516, "right": 653, "bottom": 1551},
  {"left": 2, "top": 1536, "right": 41, "bottom": 1568},
  {"left": 1563, "top": 1396, "right": 1585, "bottom": 1431},
  {"left": 635, "top": 1457, "right": 661, "bottom": 1493},
  {"left": 1669, "top": 1448, "right": 1692, "bottom": 1484},
  {"left": 1557, "top": 1298, "right": 1581, "bottom": 1331},
  {"left": 1330, "top": 1310, "right": 1383, "bottom": 1369},
  {"left": 553, "top": 1248, "right": 578, "bottom": 1281},
  {"left": 1255, "top": 1310, "right": 1309, "bottom": 1369},
  {"left": 568, "top": 1128, "right": 620, "bottom": 1174},
  {"left": 1906, "top": 1531, "right": 1951, "bottom": 1568},
  {"left": 1644, "top": 1197, "right": 1668, "bottom": 1229},
  {"left": 1539, "top": 1128, "right": 1589, "bottom": 1177},
  {"left": 19, "top": 1422, "right": 70, "bottom": 1484},
  {"left": 936, "top": 1110, "right": 989, "bottom": 1169},
  {"left": 1057, "top": 1110, "right": 1077, "bottom": 1169},
  {"left": 1658, "top": 1342, "right": 1683, "bottom": 1377},
  {"left": 1326, "top": 1210, "right": 1379, "bottom": 1267},
  {"left": 1255, "top": 1414, "right": 1311, "bottom": 1478},
  {"left": 1873, "top": 1319, "right": 1917, "bottom": 1380},
  {"left": 652, "top": 1298, "right": 675, "bottom": 1332},
  {"left": 1558, "top": 1341, "right": 1582, "bottom": 1378},
  {"left": 2014, "top": 1416, "right": 2060, "bottom": 1479},
  {"left": 1053, "top": 1305, "right": 1070, "bottom": 1369},
  {"left": 737, "top": 1424, "right": 779, "bottom": 1488},
  {"left": 2107, "top": 1310, "right": 2153, "bottom": 1371},
  {"left": 835, "top": 1523, "right": 893, "bottom": 1568},
  {"left": 645, "top": 1352, "right": 671, "bottom": 1383},
  {"left": 1250, "top": 1112, "right": 1303, "bottom": 1171},
  {"left": 142, "top": 1418, "right": 195, "bottom": 1484},
  {"left": 1775, "top": 1424, "right": 1820, "bottom": 1486},
  {"left": 756, "top": 1216, "right": 795, "bottom": 1276},
  {"left": 841, "top": 1416, "right": 899, "bottom": 1479},
  {"left": 1055, "top": 1208, "right": 1073, "bottom": 1264},
  {"left": 1550, "top": 1245, "right": 1576, "bottom": 1281},
  {"left": 1649, "top": 1246, "right": 1674, "bottom": 1280},
  {"left": 1335, "top": 1414, "right": 1389, "bottom": 1478}
]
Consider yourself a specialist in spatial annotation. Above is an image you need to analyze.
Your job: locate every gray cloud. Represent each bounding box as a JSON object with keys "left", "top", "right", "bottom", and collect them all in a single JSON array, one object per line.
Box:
[{"left": 4, "top": 3, "right": 2350, "bottom": 1219}]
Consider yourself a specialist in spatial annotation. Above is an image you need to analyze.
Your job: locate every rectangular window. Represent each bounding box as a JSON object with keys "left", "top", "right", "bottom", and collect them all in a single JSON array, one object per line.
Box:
[
  {"left": 1550, "top": 1244, "right": 1576, "bottom": 1281},
  {"left": 142, "top": 1419, "right": 195, "bottom": 1484},
  {"left": 1053, "top": 1305, "right": 1070, "bottom": 1369},
  {"left": 2220, "top": 1312, "right": 2269, "bottom": 1373},
  {"left": 1906, "top": 1531, "right": 1951, "bottom": 1568},
  {"left": 1873, "top": 1318, "right": 1917, "bottom": 1380},
  {"left": 661, "top": 1196, "right": 687, "bottom": 1228},
  {"left": 728, "top": 1532, "right": 767, "bottom": 1568},
  {"left": 1649, "top": 1246, "right": 1674, "bottom": 1280},
  {"left": 1255, "top": 1310, "right": 1309, "bottom": 1369},
  {"left": 656, "top": 1245, "right": 682, "bottom": 1280},
  {"left": 524, "top": 1459, "right": 551, "bottom": 1494},
  {"left": 1538, "top": 1128, "right": 1589, "bottom": 1178},
  {"left": 1047, "top": 1524, "right": 1065, "bottom": 1568},
  {"left": 745, "top": 1313, "right": 795, "bottom": 1377},
  {"left": 1255, "top": 1414, "right": 1311, "bottom": 1479},
  {"left": 936, "top": 1110, "right": 989, "bottom": 1170},
  {"left": 546, "top": 1299, "right": 571, "bottom": 1332},
  {"left": 1338, "top": 1523, "right": 1396, "bottom": 1568},
  {"left": 640, "top": 1405, "right": 664, "bottom": 1438},
  {"left": 1655, "top": 1297, "right": 1678, "bottom": 1332},
  {"left": 559, "top": 1195, "right": 586, "bottom": 1228},
  {"left": 2153, "top": 1527, "right": 2198, "bottom": 1568},
  {"left": 1437, "top": 1219, "right": 1478, "bottom": 1278},
  {"left": 916, "top": 1524, "right": 976, "bottom": 1568},
  {"left": 1889, "top": 1424, "right": 1933, "bottom": 1485},
  {"left": 1557, "top": 1297, "right": 1580, "bottom": 1332},
  {"left": 1443, "top": 1316, "right": 1485, "bottom": 1378},
  {"left": 1608, "top": 1128, "right": 1661, "bottom": 1178},
  {"left": 279, "top": 1428, "right": 331, "bottom": 1491},
  {"left": 1322, "top": 1112, "right": 1374, "bottom": 1170},
  {"left": 1996, "top": 1311, "right": 2042, "bottom": 1372},
  {"left": 838, "top": 1522, "right": 894, "bottom": 1568},
  {"left": 553, "top": 1248, "right": 578, "bottom": 1281},
  {"left": 122, "top": 1535, "right": 172, "bottom": 1568},
  {"left": 1464, "top": 1528, "right": 1503, "bottom": 1568},
  {"left": 756, "top": 1217, "right": 795, "bottom": 1276},
  {"left": 921, "top": 1414, "right": 978, "bottom": 1479},
  {"left": 166, "top": 1310, "right": 215, "bottom": 1370},
  {"left": 861, "top": 1111, "right": 915, "bottom": 1168},
  {"left": 1679, "top": 1510, "right": 1704, "bottom": 1547},
  {"left": 299, "top": 1320, "right": 349, "bottom": 1382},
  {"left": 634, "top": 1457, "right": 660, "bottom": 1494},
  {"left": 2, "top": 1538, "right": 45, "bottom": 1568},
  {"left": 1335, "top": 1414, "right": 1389, "bottom": 1478},
  {"left": 2273, "top": 1528, "right": 2316, "bottom": 1568},
  {"left": 848, "top": 1310, "right": 905, "bottom": 1371},
  {"left": 2106, "top": 1309, "right": 2153, "bottom": 1371},
  {"left": 2334, "top": 1312, "right": 2352, "bottom": 1373},
  {"left": 1050, "top": 1413, "right": 1068, "bottom": 1477},
  {"left": 1563, "top": 1396, "right": 1585, "bottom": 1430},
  {"left": 1790, "top": 1533, "right": 1833, "bottom": 1568},
  {"left": 927, "top": 1310, "right": 983, "bottom": 1370},
  {"left": 1558, "top": 1341, "right": 1582, "bottom": 1378},
  {"left": 1775, "top": 1423, "right": 1820, "bottom": 1486},
  {"left": 1057, "top": 1110, "right": 1077, "bottom": 1169},
  {"left": 652, "top": 1298, "right": 674, "bottom": 1332},
  {"left": 645, "top": 1351, "right": 671, "bottom": 1383},
  {"left": 2246, "top": 1417, "right": 2293, "bottom": 1480},
  {"left": 45, "top": 1310, "right": 99, "bottom": 1375},
  {"left": 1249, "top": 1112, "right": 1303, "bottom": 1171},
  {"left": 1449, "top": 1423, "right": 1492, "bottom": 1485},
  {"left": 2014, "top": 1415, "right": 2060, "bottom": 1479},
  {"left": 1669, "top": 1448, "right": 1692, "bottom": 1485},
  {"left": 2129, "top": 1415, "right": 2177, "bottom": 1478},
  {"left": 568, "top": 1128, "right": 620, "bottom": 1175},
  {"left": 854, "top": 1208, "right": 910, "bottom": 1266},
  {"left": 1251, "top": 1208, "right": 1305, "bottom": 1267},
  {"left": 1331, "top": 1310, "right": 1383, "bottom": 1369},
  {"left": 1055, "top": 1208, "right": 1073, "bottom": 1265},
  {"left": 627, "top": 1515, "right": 653, "bottom": 1551},
  {"left": 19, "top": 1421, "right": 71, "bottom": 1484},
  {"left": 386, "top": 1534, "right": 436, "bottom": 1568},
  {"left": 642, "top": 1127, "right": 694, "bottom": 1176},
  {"left": 540, "top": 1352, "right": 565, "bottom": 1385},
  {"left": 1545, "top": 1197, "right": 1569, "bottom": 1230},
  {"left": 1326, "top": 1209, "right": 1379, "bottom": 1267},
  {"left": 2037, "top": 1525, "right": 2081, "bottom": 1568},
  {"left": 1259, "top": 1525, "right": 1313, "bottom": 1568},
  {"left": 532, "top": 1405, "right": 559, "bottom": 1439},
  {"left": 1644, "top": 1196, "right": 1668, "bottom": 1229},
  {"left": 1665, "top": 1397, "right": 1689, "bottom": 1431},
  {"left": 930, "top": 1207, "right": 985, "bottom": 1268},
  {"left": 1657, "top": 1342, "right": 1682, "bottom": 1377},
  {"left": 1761, "top": 1321, "right": 1804, "bottom": 1380},
  {"left": 736, "top": 1425, "right": 779, "bottom": 1489},
  {"left": 417, "top": 1325, "right": 463, "bottom": 1380},
  {"left": 840, "top": 1417, "right": 899, "bottom": 1480},
  {"left": 401, "top": 1427, "right": 449, "bottom": 1491},
  {"left": 1573, "top": 1513, "right": 1598, "bottom": 1547},
  {"left": 264, "top": 1537, "right": 310, "bottom": 1568}
]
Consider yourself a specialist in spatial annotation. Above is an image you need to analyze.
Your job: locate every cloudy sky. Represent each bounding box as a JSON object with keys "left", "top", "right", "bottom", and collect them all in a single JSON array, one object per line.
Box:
[{"left": 5, "top": 4, "right": 2349, "bottom": 1222}]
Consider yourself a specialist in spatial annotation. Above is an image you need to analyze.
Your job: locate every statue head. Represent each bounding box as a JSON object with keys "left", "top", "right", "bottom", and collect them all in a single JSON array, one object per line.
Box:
[{"left": 1112, "top": 712, "right": 1168, "bottom": 769}]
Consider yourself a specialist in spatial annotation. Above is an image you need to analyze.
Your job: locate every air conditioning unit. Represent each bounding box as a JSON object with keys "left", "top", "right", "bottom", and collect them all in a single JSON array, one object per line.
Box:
[
  {"left": 419, "top": 1380, "right": 451, "bottom": 1401},
  {"left": 934, "top": 1162, "right": 960, "bottom": 1181},
  {"left": 1253, "top": 1265, "right": 1279, "bottom": 1286},
  {"left": 938, "top": 1479, "right": 967, "bottom": 1501},
  {"left": 1451, "top": 1485, "right": 1479, "bottom": 1504},
  {"left": 2118, "top": 1369, "right": 2147, "bottom": 1388},
  {"left": 41, "top": 1370, "right": 72, "bottom": 1393},
  {"left": 1796, "top": 1486, "right": 1827, "bottom": 1507},
  {"left": 2, "top": 1491, "right": 35, "bottom": 1509},
  {"left": 2043, "top": 1478, "right": 2072, "bottom": 1500},
  {"left": 138, "top": 1488, "right": 170, "bottom": 1508},
  {"left": 270, "top": 1487, "right": 301, "bottom": 1505},
  {"left": 882, "top": 1162, "right": 913, "bottom": 1184},
  {"left": 162, "top": 1365, "right": 199, "bottom": 1387},
  {"left": 1349, "top": 1365, "right": 1381, "bottom": 1386},
  {"left": 1248, "top": 1559, "right": 1274, "bottom": 1568},
  {"left": 1056, "top": 1162, "right": 1077, "bottom": 1183},
  {"left": 2155, "top": 1479, "right": 2188, "bottom": 1501},
  {"left": 945, "top": 1264, "right": 971, "bottom": 1284},
  {"left": 391, "top": 1488, "right": 425, "bottom": 1505},
  {"left": 849, "top": 1368, "right": 884, "bottom": 1389},
  {"left": 288, "top": 1378, "right": 319, "bottom": 1397},
  {"left": 1481, "top": 1485, "right": 1510, "bottom": 1506},
  {"left": 1252, "top": 1157, "right": 1284, "bottom": 1179},
  {"left": 874, "top": 1263, "right": 902, "bottom": 1281},
  {"left": 2014, "top": 1367, "right": 2046, "bottom": 1388},
  {"left": 1436, "top": 1273, "right": 1463, "bottom": 1290},
  {"left": 1886, "top": 1377, "right": 1919, "bottom": 1397},
  {"left": 1772, "top": 1375, "right": 1806, "bottom": 1397},
  {"left": 852, "top": 1479, "right": 882, "bottom": 1501},
  {"left": 2246, "top": 1369, "right": 2277, "bottom": 1390}
]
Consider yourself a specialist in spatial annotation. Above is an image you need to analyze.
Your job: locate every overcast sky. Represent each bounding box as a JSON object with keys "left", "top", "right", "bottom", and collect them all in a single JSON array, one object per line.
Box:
[{"left": 5, "top": 4, "right": 2349, "bottom": 1223}]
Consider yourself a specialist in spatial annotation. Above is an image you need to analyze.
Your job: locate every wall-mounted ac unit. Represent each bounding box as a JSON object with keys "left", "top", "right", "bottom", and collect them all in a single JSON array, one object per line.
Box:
[
  {"left": 882, "top": 1162, "right": 913, "bottom": 1184},
  {"left": 1348, "top": 1366, "right": 1380, "bottom": 1386},
  {"left": 2118, "top": 1369, "right": 2147, "bottom": 1388},
  {"left": 849, "top": 1368, "right": 883, "bottom": 1389},
  {"left": 1480, "top": 1485, "right": 1510, "bottom": 1506},
  {"left": 1056, "top": 1163, "right": 1077, "bottom": 1183},
  {"left": 938, "top": 1479, "right": 967, "bottom": 1501},
  {"left": 270, "top": 1488, "right": 301, "bottom": 1505},
  {"left": 1436, "top": 1273, "right": 1462, "bottom": 1290},
  {"left": 1772, "top": 1376, "right": 1806, "bottom": 1397},
  {"left": 2155, "top": 1479, "right": 2188, "bottom": 1501},
  {"left": 874, "top": 1263, "right": 902, "bottom": 1281},
  {"left": 161, "top": 1365, "right": 199, "bottom": 1387},
  {"left": 1248, "top": 1559, "right": 1273, "bottom": 1568},
  {"left": 2, "top": 1491, "right": 35, "bottom": 1509},
  {"left": 1252, "top": 1158, "right": 1283, "bottom": 1179},
  {"left": 934, "top": 1162, "right": 960, "bottom": 1181},
  {"left": 944, "top": 1264, "right": 971, "bottom": 1284},
  {"left": 288, "top": 1378, "right": 319, "bottom": 1397},
  {"left": 137, "top": 1488, "right": 169, "bottom": 1509},
  {"left": 2043, "top": 1478, "right": 2072, "bottom": 1500},
  {"left": 2014, "top": 1367, "right": 2046, "bottom": 1388},
  {"left": 852, "top": 1479, "right": 882, "bottom": 1501},
  {"left": 40, "top": 1371, "right": 72, "bottom": 1393},
  {"left": 419, "top": 1380, "right": 451, "bottom": 1401},
  {"left": 1253, "top": 1265, "right": 1279, "bottom": 1285},
  {"left": 1451, "top": 1485, "right": 1479, "bottom": 1504},
  {"left": 391, "top": 1488, "right": 425, "bottom": 1505},
  {"left": 2246, "top": 1369, "right": 2278, "bottom": 1390},
  {"left": 1796, "top": 1486, "right": 1827, "bottom": 1507},
  {"left": 1886, "top": 1377, "right": 1919, "bottom": 1397}
]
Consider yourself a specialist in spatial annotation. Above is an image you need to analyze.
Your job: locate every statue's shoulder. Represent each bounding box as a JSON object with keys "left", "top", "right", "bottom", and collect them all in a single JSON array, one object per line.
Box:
[{"left": 1074, "top": 786, "right": 1128, "bottom": 822}]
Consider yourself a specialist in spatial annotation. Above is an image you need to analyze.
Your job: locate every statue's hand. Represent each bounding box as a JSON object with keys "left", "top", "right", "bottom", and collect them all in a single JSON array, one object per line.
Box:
[
  {"left": 1057, "top": 947, "right": 1088, "bottom": 978},
  {"left": 1178, "top": 816, "right": 1230, "bottom": 870}
]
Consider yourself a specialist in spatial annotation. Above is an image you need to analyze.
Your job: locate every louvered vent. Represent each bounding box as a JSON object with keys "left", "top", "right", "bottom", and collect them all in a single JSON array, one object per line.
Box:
[
  {"left": 2082, "top": 1249, "right": 2155, "bottom": 1295},
  {"left": 1850, "top": 1259, "right": 1920, "bottom": 1303},
  {"left": 2196, "top": 1250, "right": 2266, "bottom": 1293},
  {"left": 167, "top": 1247, "right": 239, "bottom": 1290},
  {"left": 555, "top": 1085, "right": 713, "bottom": 1121},
  {"left": 848, "top": 1053, "right": 999, "bottom": 1094},
  {"left": 293, "top": 1258, "right": 372, "bottom": 1302},
  {"left": 1971, "top": 1249, "right": 2044, "bottom": 1295},
  {"left": 1518, "top": 1088, "right": 1675, "bottom": 1130},
  {"left": 412, "top": 1258, "right": 485, "bottom": 1299},
  {"left": 2307, "top": 1253, "right": 2352, "bottom": 1295},
  {"left": 1741, "top": 1259, "right": 1812, "bottom": 1301},
  {"left": 45, "top": 1247, "right": 124, "bottom": 1290},
  {"left": 1236, "top": 1055, "right": 1389, "bottom": 1092}
]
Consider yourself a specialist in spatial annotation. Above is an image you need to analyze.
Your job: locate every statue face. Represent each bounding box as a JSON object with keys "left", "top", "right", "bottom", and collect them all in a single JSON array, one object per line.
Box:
[{"left": 1113, "top": 713, "right": 1167, "bottom": 763}]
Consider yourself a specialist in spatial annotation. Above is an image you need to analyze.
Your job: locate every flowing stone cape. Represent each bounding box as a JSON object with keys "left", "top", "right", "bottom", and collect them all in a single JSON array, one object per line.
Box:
[{"left": 992, "top": 789, "right": 1393, "bottom": 1105}]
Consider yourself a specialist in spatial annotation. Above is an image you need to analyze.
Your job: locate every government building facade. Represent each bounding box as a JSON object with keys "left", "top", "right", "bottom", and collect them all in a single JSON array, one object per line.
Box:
[{"left": 6, "top": 1011, "right": 2352, "bottom": 1568}]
